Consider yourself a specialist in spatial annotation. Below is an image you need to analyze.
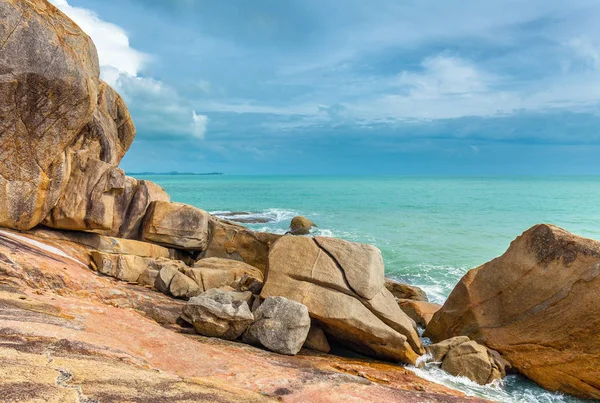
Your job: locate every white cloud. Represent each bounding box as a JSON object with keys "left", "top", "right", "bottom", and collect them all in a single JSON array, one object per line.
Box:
[
  {"left": 50, "top": 0, "right": 208, "bottom": 140},
  {"left": 192, "top": 112, "right": 208, "bottom": 139}
]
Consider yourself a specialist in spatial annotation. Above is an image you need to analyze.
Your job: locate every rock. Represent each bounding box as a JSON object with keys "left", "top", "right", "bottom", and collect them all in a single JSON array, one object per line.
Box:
[
  {"left": 154, "top": 264, "right": 181, "bottom": 295},
  {"left": 288, "top": 216, "right": 316, "bottom": 235},
  {"left": 243, "top": 296, "right": 310, "bottom": 355},
  {"left": 233, "top": 273, "right": 264, "bottom": 294},
  {"left": 118, "top": 180, "right": 170, "bottom": 239},
  {"left": 304, "top": 326, "right": 331, "bottom": 353},
  {"left": 0, "top": 0, "right": 100, "bottom": 231},
  {"left": 90, "top": 251, "right": 151, "bottom": 283},
  {"left": 138, "top": 268, "right": 159, "bottom": 287},
  {"left": 142, "top": 201, "right": 210, "bottom": 250},
  {"left": 426, "top": 336, "right": 471, "bottom": 363},
  {"left": 201, "top": 217, "right": 280, "bottom": 273},
  {"left": 261, "top": 235, "right": 423, "bottom": 364},
  {"left": 183, "top": 289, "right": 254, "bottom": 340},
  {"left": 440, "top": 341, "right": 506, "bottom": 385},
  {"left": 185, "top": 257, "right": 264, "bottom": 292},
  {"left": 385, "top": 279, "right": 429, "bottom": 302},
  {"left": 424, "top": 224, "right": 600, "bottom": 399},
  {"left": 398, "top": 300, "right": 441, "bottom": 328},
  {"left": 169, "top": 271, "right": 201, "bottom": 300}
]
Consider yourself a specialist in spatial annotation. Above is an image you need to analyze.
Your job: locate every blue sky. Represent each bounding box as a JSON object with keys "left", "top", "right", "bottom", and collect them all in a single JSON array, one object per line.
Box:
[{"left": 51, "top": 0, "right": 600, "bottom": 174}]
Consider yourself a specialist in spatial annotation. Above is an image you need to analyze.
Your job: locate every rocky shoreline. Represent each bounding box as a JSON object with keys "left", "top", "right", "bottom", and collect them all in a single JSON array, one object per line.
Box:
[{"left": 1, "top": 1, "right": 599, "bottom": 401}]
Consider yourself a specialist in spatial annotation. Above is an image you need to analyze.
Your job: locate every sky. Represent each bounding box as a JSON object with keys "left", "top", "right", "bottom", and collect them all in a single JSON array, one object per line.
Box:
[{"left": 50, "top": 0, "right": 600, "bottom": 175}]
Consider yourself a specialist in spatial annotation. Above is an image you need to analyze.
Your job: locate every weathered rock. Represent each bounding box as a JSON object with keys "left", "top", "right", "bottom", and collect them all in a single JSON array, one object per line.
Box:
[
  {"left": 142, "top": 201, "right": 210, "bottom": 250},
  {"left": 261, "top": 235, "right": 423, "bottom": 364},
  {"left": 398, "top": 300, "right": 441, "bottom": 328},
  {"left": 304, "top": 326, "right": 331, "bottom": 353},
  {"left": 426, "top": 336, "right": 471, "bottom": 363},
  {"left": 185, "top": 257, "right": 264, "bottom": 292},
  {"left": 288, "top": 216, "right": 316, "bottom": 235},
  {"left": 234, "top": 273, "right": 264, "bottom": 294},
  {"left": 201, "top": 217, "right": 280, "bottom": 273},
  {"left": 90, "top": 251, "right": 152, "bottom": 283},
  {"left": 441, "top": 341, "right": 499, "bottom": 385},
  {"left": 0, "top": 0, "right": 100, "bottom": 231},
  {"left": 243, "top": 296, "right": 310, "bottom": 355},
  {"left": 118, "top": 180, "right": 170, "bottom": 239},
  {"left": 138, "top": 268, "right": 159, "bottom": 288},
  {"left": 385, "top": 279, "right": 429, "bottom": 302},
  {"left": 183, "top": 289, "right": 254, "bottom": 340},
  {"left": 169, "top": 271, "right": 201, "bottom": 300},
  {"left": 425, "top": 224, "right": 600, "bottom": 399},
  {"left": 154, "top": 264, "right": 181, "bottom": 294}
]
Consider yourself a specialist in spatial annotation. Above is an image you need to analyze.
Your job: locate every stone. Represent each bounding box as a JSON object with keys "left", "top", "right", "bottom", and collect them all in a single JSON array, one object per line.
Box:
[
  {"left": 303, "top": 326, "right": 331, "bottom": 353},
  {"left": 243, "top": 296, "right": 310, "bottom": 355},
  {"left": 261, "top": 235, "right": 423, "bottom": 364},
  {"left": 398, "top": 300, "right": 441, "bottom": 328},
  {"left": 233, "top": 273, "right": 264, "bottom": 294},
  {"left": 441, "top": 341, "right": 509, "bottom": 385},
  {"left": 183, "top": 289, "right": 254, "bottom": 340},
  {"left": 200, "top": 217, "right": 280, "bottom": 273},
  {"left": 185, "top": 257, "right": 264, "bottom": 292},
  {"left": 90, "top": 251, "right": 151, "bottom": 283},
  {"left": 138, "top": 268, "right": 159, "bottom": 288},
  {"left": 142, "top": 201, "right": 210, "bottom": 250},
  {"left": 169, "top": 271, "right": 201, "bottom": 300},
  {"left": 424, "top": 224, "right": 600, "bottom": 399},
  {"left": 385, "top": 279, "right": 429, "bottom": 302},
  {"left": 426, "top": 336, "right": 471, "bottom": 363},
  {"left": 117, "top": 180, "right": 170, "bottom": 239},
  {"left": 154, "top": 265, "right": 181, "bottom": 295},
  {"left": 288, "top": 216, "right": 316, "bottom": 235}
]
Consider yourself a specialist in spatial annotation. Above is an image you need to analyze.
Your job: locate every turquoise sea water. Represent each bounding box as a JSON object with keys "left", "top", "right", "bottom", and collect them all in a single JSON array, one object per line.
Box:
[{"left": 134, "top": 174, "right": 600, "bottom": 403}]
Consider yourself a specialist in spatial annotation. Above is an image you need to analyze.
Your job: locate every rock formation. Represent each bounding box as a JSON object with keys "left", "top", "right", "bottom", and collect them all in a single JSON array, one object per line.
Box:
[
  {"left": 261, "top": 235, "right": 424, "bottom": 364},
  {"left": 288, "top": 215, "right": 317, "bottom": 235},
  {"left": 398, "top": 299, "right": 441, "bottom": 328},
  {"left": 385, "top": 279, "right": 429, "bottom": 301},
  {"left": 425, "top": 224, "right": 600, "bottom": 399}
]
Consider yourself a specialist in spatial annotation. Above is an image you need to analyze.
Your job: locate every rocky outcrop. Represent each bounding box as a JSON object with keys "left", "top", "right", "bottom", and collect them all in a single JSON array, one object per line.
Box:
[
  {"left": 261, "top": 235, "right": 423, "bottom": 364},
  {"left": 288, "top": 216, "right": 317, "bottom": 235},
  {"left": 142, "top": 201, "right": 210, "bottom": 250},
  {"left": 398, "top": 300, "right": 441, "bottom": 328},
  {"left": 425, "top": 338, "right": 510, "bottom": 385},
  {"left": 201, "top": 217, "right": 281, "bottom": 273},
  {"left": 425, "top": 224, "right": 600, "bottom": 399},
  {"left": 183, "top": 289, "right": 254, "bottom": 340},
  {"left": 243, "top": 296, "right": 311, "bottom": 355},
  {"left": 385, "top": 279, "right": 429, "bottom": 301}
]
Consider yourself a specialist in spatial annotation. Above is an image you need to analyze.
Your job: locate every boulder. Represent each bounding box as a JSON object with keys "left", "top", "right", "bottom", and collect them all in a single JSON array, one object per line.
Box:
[
  {"left": 117, "top": 180, "right": 170, "bottom": 239},
  {"left": 185, "top": 257, "right": 263, "bottom": 292},
  {"left": 303, "top": 326, "right": 331, "bottom": 353},
  {"left": 138, "top": 268, "right": 159, "bottom": 288},
  {"left": 424, "top": 224, "right": 600, "bottom": 399},
  {"left": 385, "top": 279, "right": 429, "bottom": 302},
  {"left": 154, "top": 264, "right": 182, "bottom": 295},
  {"left": 168, "top": 271, "right": 201, "bottom": 300},
  {"left": 398, "top": 300, "right": 441, "bottom": 328},
  {"left": 261, "top": 235, "right": 423, "bottom": 364},
  {"left": 440, "top": 341, "right": 508, "bottom": 385},
  {"left": 90, "top": 251, "right": 151, "bottom": 283},
  {"left": 142, "top": 201, "right": 210, "bottom": 250},
  {"left": 0, "top": 0, "right": 100, "bottom": 231},
  {"left": 233, "top": 273, "right": 264, "bottom": 294},
  {"left": 200, "top": 217, "right": 280, "bottom": 273},
  {"left": 426, "top": 336, "right": 471, "bottom": 363},
  {"left": 243, "top": 296, "right": 310, "bottom": 355},
  {"left": 183, "top": 289, "right": 254, "bottom": 340},
  {"left": 288, "top": 216, "right": 316, "bottom": 235}
]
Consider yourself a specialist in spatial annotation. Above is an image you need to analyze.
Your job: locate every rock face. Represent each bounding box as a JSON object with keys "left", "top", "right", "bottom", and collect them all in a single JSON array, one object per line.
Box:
[
  {"left": 142, "top": 201, "right": 210, "bottom": 250},
  {"left": 425, "top": 224, "right": 600, "bottom": 399},
  {"left": 183, "top": 289, "right": 254, "bottom": 340},
  {"left": 288, "top": 216, "right": 316, "bottom": 235},
  {"left": 261, "top": 235, "right": 423, "bottom": 364},
  {"left": 398, "top": 300, "right": 441, "bottom": 328},
  {"left": 201, "top": 217, "right": 280, "bottom": 273},
  {"left": 425, "top": 337, "right": 510, "bottom": 385},
  {"left": 243, "top": 296, "right": 311, "bottom": 355},
  {"left": 385, "top": 279, "right": 429, "bottom": 301}
]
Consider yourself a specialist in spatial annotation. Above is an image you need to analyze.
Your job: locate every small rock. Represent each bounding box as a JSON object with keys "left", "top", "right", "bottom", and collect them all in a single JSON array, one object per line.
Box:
[
  {"left": 303, "top": 326, "right": 330, "bottom": 353},
  {"left": 425, "top": 336, "right": 470, "bottom": 363},
  {"left": 288, "top": 216, "right": 316, "bottom": 235},
  {"left": 385, "top": 279, "right": 429, "bottom": 302},
  {"left": 243, "top": 296, "right": 310, "bottom": 355},
  {"left": 155, "top": 265, "right": 180, "bottom": 294},
  {"left": 397, "top": 300, "right": 441, "bottom": 328},
  {"left": 169, "top": 272, "right": 201, "bottom": 299},
  {"left": 183, "top": 289, "right": 254, "bottom": 340},
  {"left": 138, "top": 268, "right": 159, "bottom": 288},
  {"left": 233, "top": 273, "right": 264, "bottom": 294}
]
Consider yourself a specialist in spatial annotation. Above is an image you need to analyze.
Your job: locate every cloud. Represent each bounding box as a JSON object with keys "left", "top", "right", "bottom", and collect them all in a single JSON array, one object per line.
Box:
[{"left": 50, "top": 0, "right": 208, "bottom": 140}]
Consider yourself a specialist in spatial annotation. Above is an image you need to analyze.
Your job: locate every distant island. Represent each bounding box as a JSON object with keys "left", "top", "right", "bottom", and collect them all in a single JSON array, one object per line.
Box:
[{"left": 127, "top": 171, "right": 224, "bottom": 176}]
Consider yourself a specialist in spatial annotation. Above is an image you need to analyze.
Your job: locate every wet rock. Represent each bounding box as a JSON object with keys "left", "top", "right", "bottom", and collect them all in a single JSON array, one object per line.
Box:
[{"left": 243, "top": 296, "right": 310, "bottom": 355}]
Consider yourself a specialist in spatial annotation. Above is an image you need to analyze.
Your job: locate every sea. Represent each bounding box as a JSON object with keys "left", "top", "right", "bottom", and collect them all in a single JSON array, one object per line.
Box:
[{"left": 133, "top": 174, "right": 600, "bottom": 403}]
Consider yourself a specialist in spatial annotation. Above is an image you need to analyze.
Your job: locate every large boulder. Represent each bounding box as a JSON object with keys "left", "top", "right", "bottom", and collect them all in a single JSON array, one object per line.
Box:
[
  {"left": 425, "top": 224, "right": 600, "bottom": 399},
  {"left": 142, "top": 201, "right": 210, "bottom": 250},
  {"left": 183, "top": 289, "right": 254, "bottom": 340},
  {"left": 201, "top": 217, "right": 280, "bottom": 273},
  {"left": 184, "top": 257, "right": 263, "bottom": 292},
  {"left": 243, "top": 296, "right": 311, "bottom": 355},
  {"left": 0, "top": 0, "right": 99, "bottom": 230},
  {"left": 261, "top": 235, "right": 423, "bottom": 364}
]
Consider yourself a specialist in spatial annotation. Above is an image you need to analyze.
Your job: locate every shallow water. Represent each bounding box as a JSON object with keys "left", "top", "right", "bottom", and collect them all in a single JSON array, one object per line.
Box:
[{"left": 134, "top": 174, "right": 600, "bottom": 402}]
